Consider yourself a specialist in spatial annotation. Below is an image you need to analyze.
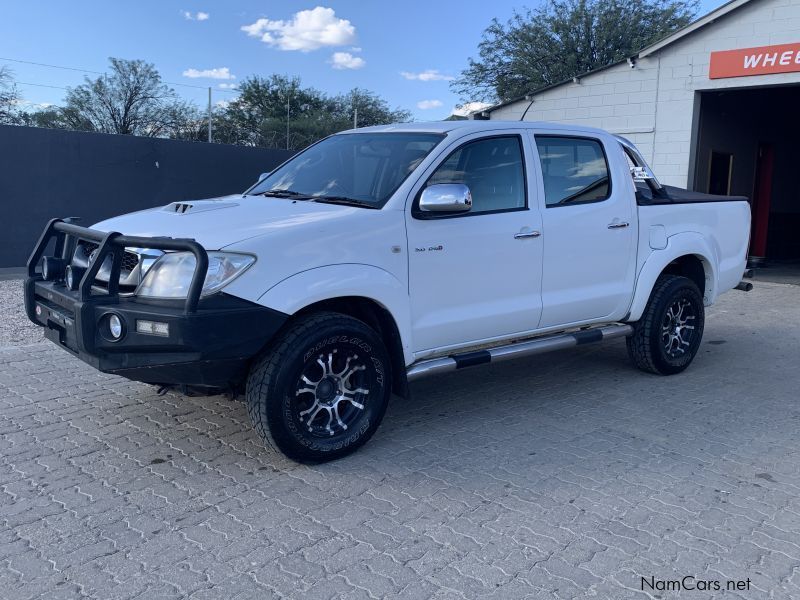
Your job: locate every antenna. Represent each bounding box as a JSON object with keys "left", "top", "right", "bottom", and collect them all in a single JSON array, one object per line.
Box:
[{"left": 519, "top": 95, "right": 535, "bottom": 121}]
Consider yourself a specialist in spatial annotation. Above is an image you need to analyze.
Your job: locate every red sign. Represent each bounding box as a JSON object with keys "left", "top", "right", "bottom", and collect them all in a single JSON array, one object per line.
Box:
[{"left": 709, "top": 43, "right": 800, "bottom": 79}]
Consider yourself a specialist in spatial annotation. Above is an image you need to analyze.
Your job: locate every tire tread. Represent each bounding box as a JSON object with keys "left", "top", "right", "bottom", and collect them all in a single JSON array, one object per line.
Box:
[
  {"left": 627, "top": 274, "right": 703, "bottom": 375},
  {"left": 245, "top": 311, "right": 389, "bottom": 462}
]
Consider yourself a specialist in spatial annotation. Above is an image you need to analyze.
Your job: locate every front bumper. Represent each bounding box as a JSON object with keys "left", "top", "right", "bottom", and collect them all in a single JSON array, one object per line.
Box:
[
  {"left": 26, "top": 278, "right": 287, "bottom": 388},
  {"left": 24, "top": 219, "right": 287, "bottom": 389}
]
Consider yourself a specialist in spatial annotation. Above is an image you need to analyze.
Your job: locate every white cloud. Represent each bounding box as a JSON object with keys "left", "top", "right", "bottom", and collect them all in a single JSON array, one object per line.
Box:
[
  {"left": 400, "top": 69, "right": 455, "bottom": 82},
  {"left": 10, "top": 100, "right": 54, "bottom": 109},
  {"left": 9, "top": 98, "right": 55, "bottom": 110},
  {"left": 182, "top": 10, "right": 209, "bottom": 21},
  {"left": 452, "top": 101, "right": 493, "bottom": 117},
  {"left": 417, "top": 99, "right": 443, "bottom": 110},
  {"left": 182, "top": 67, "right": 236, "bottom": 80},
  {"left": 218, "top": 82, "right": 238, "bottom": 89},
  {"left": 330, "top": 52, "right": 365, "bottom": 70},
  {"left": 241, "top": 7, "right": 355, "bottom": 52}
]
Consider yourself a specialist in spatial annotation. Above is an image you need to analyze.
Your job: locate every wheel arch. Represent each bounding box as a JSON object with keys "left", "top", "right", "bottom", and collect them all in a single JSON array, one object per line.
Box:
[
  {"left": 257, "top": 264, "right": 413, "bottom": 398},
  {"left": 627, "top": 233, "right": 718, "bottom": 322},
  {"left": 294, "top": 296, "right": 409, "bottom": 398},
  {"left": 662, "top": 254, "right": 710, "bottom": 296}
]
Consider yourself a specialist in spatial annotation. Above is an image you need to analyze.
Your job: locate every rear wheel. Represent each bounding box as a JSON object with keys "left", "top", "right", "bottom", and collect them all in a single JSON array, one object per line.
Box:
[
  {"left": 246, "top": 312, "right": 391, "bottom": 463},
  {"left": 627, "top": 274, "right": 705, "bottom": 375}
]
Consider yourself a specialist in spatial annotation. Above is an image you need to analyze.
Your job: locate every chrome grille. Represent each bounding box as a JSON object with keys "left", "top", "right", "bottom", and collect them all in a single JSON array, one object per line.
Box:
[
  {"left": 77, "top": 241, "right": 140, "bottom": 274},
  {"left": 73, "top": 240, "right": 143, "bottom": 293},
  {"left": 121, "top": 251, "right": 139, "bottom": 272}
]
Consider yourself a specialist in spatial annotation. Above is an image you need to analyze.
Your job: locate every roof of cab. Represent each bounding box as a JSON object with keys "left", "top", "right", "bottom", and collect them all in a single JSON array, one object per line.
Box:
[{"left": 338, "top": 120, "right": 610, "bottom": 137}]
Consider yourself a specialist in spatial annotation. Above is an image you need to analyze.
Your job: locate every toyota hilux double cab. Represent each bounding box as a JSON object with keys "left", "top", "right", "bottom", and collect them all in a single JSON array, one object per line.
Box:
[{"left": 25, "top": 121, "right": 751, "bottom": 462}]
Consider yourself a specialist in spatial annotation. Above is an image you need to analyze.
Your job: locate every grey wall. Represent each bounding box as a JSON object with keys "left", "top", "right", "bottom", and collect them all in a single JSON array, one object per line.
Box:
[{"left": 0, "top": 125, "right": 294, "bottom": 268}]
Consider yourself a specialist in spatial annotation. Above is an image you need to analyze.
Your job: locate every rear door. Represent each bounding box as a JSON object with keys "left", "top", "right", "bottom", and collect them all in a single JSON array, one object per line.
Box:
[
  {"left": 406, "top": 131, "right": 544, "bottom": 352},
  {"left": 531, "top": 132, "right": 637, "bottom": 328}
]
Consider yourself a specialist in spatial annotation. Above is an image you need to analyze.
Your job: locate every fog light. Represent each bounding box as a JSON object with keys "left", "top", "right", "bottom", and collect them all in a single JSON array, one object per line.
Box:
[
  {"left": 108, "top": 314, "right": 123, "bottom": 340},
  {"left": 136, "top": 319, "right": 169, "bottom": 337},
  {"left": 65, "top": 265, "right": 85, "bottom": 291},
  {"left": 41, "top": 257, "right": 65, "bottom": 281}
]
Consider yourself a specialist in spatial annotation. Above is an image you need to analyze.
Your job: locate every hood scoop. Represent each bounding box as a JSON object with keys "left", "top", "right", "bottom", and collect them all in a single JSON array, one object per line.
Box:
[{"left": 163, "top": 200, "right": 239, "bottom": 215}]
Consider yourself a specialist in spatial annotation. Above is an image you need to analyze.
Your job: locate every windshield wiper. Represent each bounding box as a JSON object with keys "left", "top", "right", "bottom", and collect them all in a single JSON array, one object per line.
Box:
[
  {"left": 309, "top": 195, "right": 379, "bottom": 209},
  {"left": 258, "top": 189, "right": 313, "bottom": 199}
]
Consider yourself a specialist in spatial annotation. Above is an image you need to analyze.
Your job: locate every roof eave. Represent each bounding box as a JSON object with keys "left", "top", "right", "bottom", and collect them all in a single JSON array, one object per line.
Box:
[
  {"left": 483, "top": 58, "right": 629, "bottom": 114},
  {"left": 639, "top": 0, "right": 752, "bottom": 57}
]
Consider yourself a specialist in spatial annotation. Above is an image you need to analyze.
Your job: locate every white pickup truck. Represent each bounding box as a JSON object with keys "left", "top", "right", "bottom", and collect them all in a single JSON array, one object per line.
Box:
[{"left": 25, "top": 121, "right": 751, "bottom": 462}]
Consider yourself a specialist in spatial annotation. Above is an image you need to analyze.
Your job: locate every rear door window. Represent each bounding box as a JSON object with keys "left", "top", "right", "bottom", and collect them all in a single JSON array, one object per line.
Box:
[{"left": 535, "top": 136, "right": 611, "bottom": 207}]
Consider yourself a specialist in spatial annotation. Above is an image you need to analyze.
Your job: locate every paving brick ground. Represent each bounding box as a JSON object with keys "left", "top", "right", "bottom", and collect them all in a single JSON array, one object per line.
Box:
[{"left": 1, "top": 281, "right": 799, "bottom": 599}]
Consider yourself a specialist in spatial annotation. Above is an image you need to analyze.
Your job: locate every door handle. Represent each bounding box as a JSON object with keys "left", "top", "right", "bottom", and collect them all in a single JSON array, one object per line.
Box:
[
  {"left": 514, "top": 230, "right": 541, "bottom": 239},
  {"left": 607, "top": 221, "right": 630, "bottom": 229}
]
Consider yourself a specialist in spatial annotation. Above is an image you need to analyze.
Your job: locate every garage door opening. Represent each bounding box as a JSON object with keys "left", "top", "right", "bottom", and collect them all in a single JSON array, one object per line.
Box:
[{"left": 694, "top": 86, "right": 800, "bottom": 264}]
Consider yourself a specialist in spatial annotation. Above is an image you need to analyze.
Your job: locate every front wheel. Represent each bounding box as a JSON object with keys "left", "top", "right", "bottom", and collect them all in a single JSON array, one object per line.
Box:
[
  {"left": 627, "top": 274, "right": 705, "bottom": 375},
  {"left": 246, "top": 312, "right": 391, "bottom": 463}
]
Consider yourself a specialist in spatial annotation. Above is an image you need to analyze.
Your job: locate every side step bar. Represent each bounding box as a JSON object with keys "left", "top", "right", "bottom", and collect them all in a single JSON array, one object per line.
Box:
[{"left": 406, "top": 324, "right": 633, "bottom": 382}]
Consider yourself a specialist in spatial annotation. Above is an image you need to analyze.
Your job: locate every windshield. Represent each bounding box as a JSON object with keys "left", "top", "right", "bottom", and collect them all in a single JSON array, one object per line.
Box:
[{"left": 246, "top": 132, "right": 444, "bottom": 208}]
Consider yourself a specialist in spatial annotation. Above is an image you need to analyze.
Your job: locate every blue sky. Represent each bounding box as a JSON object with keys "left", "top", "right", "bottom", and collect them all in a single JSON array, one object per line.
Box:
[{"left": 2, "top": 1, "right": 727, "bottom": 121}]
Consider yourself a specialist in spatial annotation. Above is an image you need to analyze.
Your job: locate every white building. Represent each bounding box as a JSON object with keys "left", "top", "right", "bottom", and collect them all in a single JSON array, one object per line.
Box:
[{"left": 484, "top": 0, "right": 800, "bottom": 260}]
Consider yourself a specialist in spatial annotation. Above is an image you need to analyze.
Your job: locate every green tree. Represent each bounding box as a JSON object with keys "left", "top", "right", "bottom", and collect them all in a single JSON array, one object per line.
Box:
[
  {"left": 216, "top": 75, "right": 411, "bottom": 150},
  {"left": 17, "top": 107, "right": 65, "bottom": 128},
  {"left": 332, "top": 88, "right": 412, "bottom": 129},
  {"left": 0, "top": 66, "right": 20, "bottom": 124},
  {"left": 58, "top": 58, "right": 198, "bottom": 137},
  {"left": 453, "top": 0, "right": 697, "bottom": 102},
  {"left": 214, "top": 75, "right": 326, "bottom": 149}
]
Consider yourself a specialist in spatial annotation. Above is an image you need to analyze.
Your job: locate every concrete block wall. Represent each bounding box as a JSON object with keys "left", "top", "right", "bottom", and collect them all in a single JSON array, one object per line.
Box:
[{"left": 489, "top": 0, "right": 800, "bottom": 188}]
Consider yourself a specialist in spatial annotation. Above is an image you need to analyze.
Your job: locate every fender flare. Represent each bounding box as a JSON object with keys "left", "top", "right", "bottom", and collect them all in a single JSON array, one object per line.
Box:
[
  {"left": 626, "top": 232, "right": 718, "bottom": 322},
  {"left": 257, "top": 264, "right": 414, "bottom": 364}
]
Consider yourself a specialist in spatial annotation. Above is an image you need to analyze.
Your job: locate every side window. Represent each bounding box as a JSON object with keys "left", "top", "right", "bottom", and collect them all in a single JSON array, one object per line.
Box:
[
  {"left": 535, "top": 136, "right": 611, "bottom": 207},
  {"left": 425, "top": 136, "right": 526, "bottom": 214}
]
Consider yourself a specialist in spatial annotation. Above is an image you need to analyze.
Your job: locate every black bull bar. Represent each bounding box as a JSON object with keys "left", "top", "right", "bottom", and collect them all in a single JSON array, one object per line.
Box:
[{"left": 26, "top": 218, "right": 209, "bottom": 314}]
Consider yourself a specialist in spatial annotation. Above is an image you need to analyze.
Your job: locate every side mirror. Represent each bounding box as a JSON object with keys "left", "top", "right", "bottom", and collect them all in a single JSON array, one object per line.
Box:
[
  {"left": 258, "top": 172, "right": 271, "bottom": 182},
  {"left": 419, "top": 183, "right": 472, "bottom": 213}
]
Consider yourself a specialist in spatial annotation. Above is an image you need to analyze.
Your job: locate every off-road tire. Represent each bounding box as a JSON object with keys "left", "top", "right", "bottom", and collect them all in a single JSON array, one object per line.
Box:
[
  {"left": 246, "top": 312, "right": 391, "bottom": 463},
  {"left": 627, "top": 274, "right": 705, "bottom": 375}
]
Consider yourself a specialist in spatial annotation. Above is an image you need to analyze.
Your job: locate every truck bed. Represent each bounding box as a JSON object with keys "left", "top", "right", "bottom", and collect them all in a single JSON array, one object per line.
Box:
[{"left": 636, "top": 183, "right": 749, "bottom": 206}]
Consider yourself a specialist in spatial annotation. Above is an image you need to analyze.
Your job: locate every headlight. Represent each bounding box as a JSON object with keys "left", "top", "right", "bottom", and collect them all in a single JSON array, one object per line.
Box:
[{"left": 135, "top": 252, "right": 255, "bottom": 299}]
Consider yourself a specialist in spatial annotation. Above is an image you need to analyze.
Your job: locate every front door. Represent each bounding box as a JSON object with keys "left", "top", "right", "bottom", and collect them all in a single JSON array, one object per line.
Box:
[
  {"left": 531, "top": 133, "right": 636, "bottom": 328},
  {"left": 407, "top": 133, "right": 543, "bottom": 353}
]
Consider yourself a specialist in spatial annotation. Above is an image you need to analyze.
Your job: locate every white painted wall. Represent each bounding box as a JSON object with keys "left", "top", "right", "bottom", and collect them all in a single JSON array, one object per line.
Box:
[{"left": 489, "top": 0, "right": 800, "bottom": 187}]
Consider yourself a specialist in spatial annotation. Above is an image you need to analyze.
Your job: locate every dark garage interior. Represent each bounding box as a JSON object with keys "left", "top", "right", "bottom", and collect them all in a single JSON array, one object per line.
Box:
[{"left": 694, "top": 85, "right": 800, "bottom": 263}]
